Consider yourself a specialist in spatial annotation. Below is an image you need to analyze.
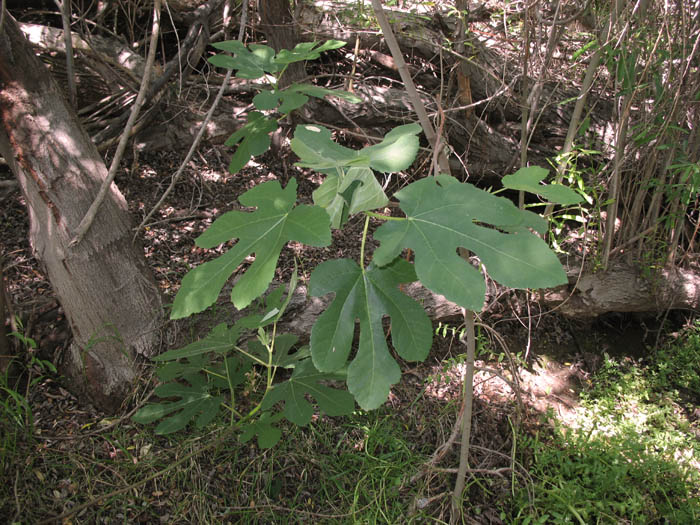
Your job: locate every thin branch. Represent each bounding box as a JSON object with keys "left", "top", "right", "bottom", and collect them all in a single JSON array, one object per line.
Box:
[
  {"left": 134, "top": 0, "right": 248, "bottom": 238},
  {"left": 369, "top": 0, "right": 450, "bottom": 175},
  {"left": 544, "top": 12, "right": 613, "bottom": 217},
  {"left": 0, "top": 0, "right": 6, "bottom": 34},
  {"left": 70, "top": 0, "right": 162, "bottom": 246},
  {"left": 55, "top": 0, "right": 76, "bottom": 107}
]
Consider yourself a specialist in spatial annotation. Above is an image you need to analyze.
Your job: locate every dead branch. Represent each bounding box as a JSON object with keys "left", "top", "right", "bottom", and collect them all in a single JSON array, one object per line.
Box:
[{"left": 70, "top": 0, "right": 162, "bottom": 246}]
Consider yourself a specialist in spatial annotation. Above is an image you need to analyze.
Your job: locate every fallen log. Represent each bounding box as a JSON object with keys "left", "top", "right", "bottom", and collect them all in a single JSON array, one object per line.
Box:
[
  {"left": 544, "top": 262, "right": 700, "bottom": 317},
  {"left": 19, "top": 22, "right": 148, "bottom": 90},
  {"left": 272, "top": 261, "right": 700, "bottom": 340}
]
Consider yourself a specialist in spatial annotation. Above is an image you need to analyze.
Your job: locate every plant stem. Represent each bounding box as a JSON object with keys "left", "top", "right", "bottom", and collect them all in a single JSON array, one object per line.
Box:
[
  {"left": 359, "top": 214, "right": 370, "bottom": 270},
  {"left": 364, "top": 211, "right": 404, "bottom": 221},
  {"left": 72, "top": 0, "right": 162, "bottom": 245},
  {"left": 369, "top": 0, "right": 450, "bottom": 174},
  {"left": 451, "top": 308, "right": 476, "bottom": 524}
]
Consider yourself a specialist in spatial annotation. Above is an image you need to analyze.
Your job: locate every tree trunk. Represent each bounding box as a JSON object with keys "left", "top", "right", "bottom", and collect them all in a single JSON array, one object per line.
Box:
[
  {"left": 0, "top": 10, "right": 163, "bottom": 413},
  {"left": 258, "top": 0, "right": 305, "bottom": 86}
]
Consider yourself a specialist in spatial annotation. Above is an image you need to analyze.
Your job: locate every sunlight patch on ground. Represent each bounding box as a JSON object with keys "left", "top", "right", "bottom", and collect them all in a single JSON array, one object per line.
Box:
[{"left": 200, "top": 169, "right": 226, "bottom": 183}]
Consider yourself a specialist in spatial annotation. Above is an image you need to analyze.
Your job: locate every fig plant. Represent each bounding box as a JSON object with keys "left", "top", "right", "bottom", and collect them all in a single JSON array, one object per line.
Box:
[{"left": 134, "top": 40, "right": 581, "bottom": 447}]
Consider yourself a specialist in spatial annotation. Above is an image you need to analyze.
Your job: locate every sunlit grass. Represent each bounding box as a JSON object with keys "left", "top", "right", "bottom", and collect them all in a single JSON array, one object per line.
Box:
[{"left": 514, "top": 322, "right": 700, "bottom": 523}]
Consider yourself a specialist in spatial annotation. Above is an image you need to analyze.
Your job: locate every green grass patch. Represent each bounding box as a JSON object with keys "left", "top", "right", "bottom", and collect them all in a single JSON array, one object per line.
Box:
[{"left": 514, "top": 322, "right": 700, "bottom": 523}]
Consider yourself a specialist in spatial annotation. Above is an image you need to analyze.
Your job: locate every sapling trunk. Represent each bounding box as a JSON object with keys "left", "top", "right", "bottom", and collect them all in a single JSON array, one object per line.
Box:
[{"left": 450, "top": 308, "right": 475, "bottom": 523}]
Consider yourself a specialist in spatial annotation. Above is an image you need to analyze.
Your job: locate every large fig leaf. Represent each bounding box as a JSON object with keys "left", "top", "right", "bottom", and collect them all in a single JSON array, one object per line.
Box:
[
  {"left": 171, "top": 179, "right": 331, "bottom": 318},
  {"left": 502, "top": 166, "right": 584, "bottom": 205},
  {"left": 262, "top": 359, "right": 355, "bottom": 425},
  {"left": 373, "top": 175, "right": 568, "bottom": 311},
  {"left": 309, "top": 258, "right": 432, "bottom": 410}
]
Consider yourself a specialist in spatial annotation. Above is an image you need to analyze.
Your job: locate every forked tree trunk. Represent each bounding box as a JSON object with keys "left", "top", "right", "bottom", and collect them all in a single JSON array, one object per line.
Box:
[{"left": 0, "top": 11, "right": 163, "bottom": 413}]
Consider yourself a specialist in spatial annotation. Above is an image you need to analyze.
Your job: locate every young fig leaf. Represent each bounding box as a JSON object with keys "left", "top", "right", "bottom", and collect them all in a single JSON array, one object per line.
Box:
[
  {"left": 209, "top": 41, "right": 279, "bottom": 78},
  {"left": 224, "top": 111, "right": 278, "bottom": 174},
  {"left": 502, "top": 166, "right": 583, "bottom": 205},
  {"left": 247, "top": 334, "right": 310, "bottom": 368},
  {"left": 154, "top": 323, "right": 243, "bottom": 362},
  {"left": 309, "top": 258, "right": 432, "bottom": 410},
  {"left": 363, "top": 123, "right": 421, "bottom": 173},
  {"left": 261, "top": 359, "right": 355, "bottom": 425},
  {"left": 373, "top": 175, "right": 567, "bottom": 311},
  {"left": 290, "top": 84, "right": 362, "bottom": 104},
  {"left": 291, "top": 124, "right": 365, "bottom": 170},
  {"left": 239, "top": 412, "right": 284, "bottom": 449},
  {"left": 132, "top": 373, "right": 222, "bottom": 435},
  {"left": 312, "top": 167, "right": 389, "bottom": 228},
  {"left": 274, "top": 40, "right": 347, "bottom": 64},
  {"left": 171, "top": 179, "right": 331, "bottom": 318},
  {"left": 253, "top": 84, "right": 362, "bottom": 114}
]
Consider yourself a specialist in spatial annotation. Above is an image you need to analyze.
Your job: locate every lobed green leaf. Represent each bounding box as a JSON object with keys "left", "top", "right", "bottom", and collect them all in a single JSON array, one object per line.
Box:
[
  {"left": 261, "top": 359, "right": 355, "bottom": 425},
  {"left": 309, "top": 258, "right": 432, "bottom": 410},
  {"left": 223, "top": 111, "right": 278, "bottom": 174},
  {"left": 312, "top": 167, "right": 388, "bottom": 229},
  {"left": 209, "top": 41, "right": 279, "bottom": 78},
  {"left": 171, "top": 179, "right": 331, "bottom": 318},
  {"left": 373, "top": 175, "right": 568, "bottom": 311},
  {"left": 239, "top": 412, "right": 284, "bottom": 448},
  {"left": 132, "top": 373, "right": 223, "bottom": 435},
  {"left": 502, "top": 166, "right": 584, "bottom": 206},
  {"left": 291, "top": 125, "right": 365, "bottom": 170},
  {"left": 293, "top": 123, "right": 421, "bottom": 227},
  {"left": 274, "top": 40, "right": 347, "bottom": 64},
  {"left": 363, "top": 123, "right": 422, "bottom": 173}
]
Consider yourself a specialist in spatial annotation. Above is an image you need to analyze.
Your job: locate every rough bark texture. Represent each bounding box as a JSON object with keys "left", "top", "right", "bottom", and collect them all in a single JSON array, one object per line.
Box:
[
  {"left": 544, "top": 263, "right": 700, "bottom": 318},
  {"left": 0, "top": 11, "right": 164, "bottom": 413},
  {"left": 19, "top": 22, "right": 149, "bottom": 90},
  {"left": 258, "top": 0, "right": 306, "bottom": 86}
]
